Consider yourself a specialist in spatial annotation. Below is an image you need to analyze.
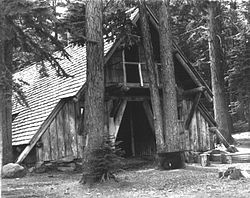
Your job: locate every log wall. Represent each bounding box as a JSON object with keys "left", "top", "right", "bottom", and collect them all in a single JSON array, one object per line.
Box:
[
  {"left": 36, "top": 99, "right": 84, "bottom": 162},
  {"left": 179, "top": 100, "right": 212, "bottom": 152},
  {"left": 105, "top": 50, "right": 123, "bottom": 84}
]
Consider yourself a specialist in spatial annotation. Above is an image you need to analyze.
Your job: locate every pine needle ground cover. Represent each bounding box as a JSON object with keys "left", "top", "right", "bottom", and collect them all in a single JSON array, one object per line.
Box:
[
  {"left": 2, "top": 132, "right": 250, "bottom": 198},
  {"left": 2, "top": 163, "right": 250, "bottom": 198}
]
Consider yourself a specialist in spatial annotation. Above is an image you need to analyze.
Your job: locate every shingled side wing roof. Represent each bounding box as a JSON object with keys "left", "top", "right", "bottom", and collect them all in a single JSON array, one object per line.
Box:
[{"left": 12, "top": 42, "right": 113, "bottom": 146}]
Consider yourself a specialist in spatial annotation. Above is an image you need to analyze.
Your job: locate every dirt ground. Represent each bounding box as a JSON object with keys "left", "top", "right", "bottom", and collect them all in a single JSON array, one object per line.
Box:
[{"left": 2, "top": 132, "right": 250, "bottom": 198}]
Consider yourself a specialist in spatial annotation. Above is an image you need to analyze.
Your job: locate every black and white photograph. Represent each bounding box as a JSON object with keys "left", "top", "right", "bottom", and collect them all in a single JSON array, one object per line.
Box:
[{"left": 1, "top": 0, "right": 250, "bottom": 197}]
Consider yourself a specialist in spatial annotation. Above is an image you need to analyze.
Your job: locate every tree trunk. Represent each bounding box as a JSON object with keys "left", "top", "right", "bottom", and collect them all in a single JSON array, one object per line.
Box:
[
  {"left": 247, "top": 100, "right": 250, "bottom": 131},
  {"left": 0, "top": 14, "right": 13, "bottom": 165},
  {"left": 139, "top": 0, "right": 165, "bottom": 153},
  {"left": 81, "top": 0, "right": 105, "bottom": 183},
  {"left": 159, "top": 0, "right": 179, "bottom": 152},
  {"left": 208, "top": 1, "right": 235, "bottom": 144},
  {"left": 0, "top": 12, "right": 5, "bottom": 169},
  {"left": 4, "top": 39, "right": 13, "bottom": 165}
]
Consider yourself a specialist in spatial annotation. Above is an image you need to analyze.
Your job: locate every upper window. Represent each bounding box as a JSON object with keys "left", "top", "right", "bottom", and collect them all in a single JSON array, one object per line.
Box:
[
  {"left": 125, "top": 46, "right": 139, "bottom": 62},
  {"left": 124, "top": 46, "right": 141, "bottom": 83}
]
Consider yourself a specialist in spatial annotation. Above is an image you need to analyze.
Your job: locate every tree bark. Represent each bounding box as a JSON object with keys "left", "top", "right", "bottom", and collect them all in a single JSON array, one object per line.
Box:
[
  {"left": 247, "top": 101, "right": 250, "bottom": 131},
  {"left": 4, "top": 39, "right": 13, "bottom": 165},
  {"left": 81, "top": 0, "right": 105, "bottom": 183},
  {"left": 0, "top": 11, "right": 5, "bottom": 169},
  {"left": 0, "top": 13, "right": 13, "bottom": 165},
  {"left": 159, "top": 0, "right": 179, "bottom": 152},
  {"left": 139, "top": 0, "right": 165, "bottom": 153},
  {"left": 208, "top": 1, "right": 235, "bottom": 144}
]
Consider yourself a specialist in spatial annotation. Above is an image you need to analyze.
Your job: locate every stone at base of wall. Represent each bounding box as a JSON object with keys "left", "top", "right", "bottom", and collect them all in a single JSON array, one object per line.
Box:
[{"left": 2, "top": 163, "right": 26, "bottom": 178}]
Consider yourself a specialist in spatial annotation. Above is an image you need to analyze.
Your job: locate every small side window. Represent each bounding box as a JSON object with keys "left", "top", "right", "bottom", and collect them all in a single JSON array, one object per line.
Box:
[
  {"left": 12, "top": 113, "right": 19, "bottom": 122},
  {"left": 177, "top": 104, "right": 182, "bottom": 120}
]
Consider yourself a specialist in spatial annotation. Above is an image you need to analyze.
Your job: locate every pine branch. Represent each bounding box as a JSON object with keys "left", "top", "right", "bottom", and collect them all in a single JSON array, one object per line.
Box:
[{"left": 8, "top": 17, "right": 72, "bottom": 77}]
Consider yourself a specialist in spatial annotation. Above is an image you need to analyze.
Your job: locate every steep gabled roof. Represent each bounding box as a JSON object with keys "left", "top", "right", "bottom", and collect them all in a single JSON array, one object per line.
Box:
[
  {"left": 12, "top": 42, "right": 113, "bottom": 146},
  {"left": 12, "top": 6, "right": 212, "bottom": 148}
]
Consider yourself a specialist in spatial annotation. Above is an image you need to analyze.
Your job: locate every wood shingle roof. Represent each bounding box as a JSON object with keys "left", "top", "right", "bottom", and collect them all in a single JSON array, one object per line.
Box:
[{"left": 12, "top": 42, "right": 113, "bottom": 146}]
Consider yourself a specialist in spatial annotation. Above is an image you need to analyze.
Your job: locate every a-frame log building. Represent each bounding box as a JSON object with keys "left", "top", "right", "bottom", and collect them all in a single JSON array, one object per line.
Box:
[{"left": 12, "top": 7, "right": 216, "bottom": 165}]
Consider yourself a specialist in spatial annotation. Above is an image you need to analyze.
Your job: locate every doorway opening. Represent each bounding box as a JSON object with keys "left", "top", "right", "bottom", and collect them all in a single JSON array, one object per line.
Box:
[{"left": 116, "top": 101, "right": 156, "bottom": 157}]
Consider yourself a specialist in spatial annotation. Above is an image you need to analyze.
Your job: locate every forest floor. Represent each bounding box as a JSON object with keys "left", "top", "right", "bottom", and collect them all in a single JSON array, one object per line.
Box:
[{"left": 2, "top": 132, "right": 250, "bottom": 198}]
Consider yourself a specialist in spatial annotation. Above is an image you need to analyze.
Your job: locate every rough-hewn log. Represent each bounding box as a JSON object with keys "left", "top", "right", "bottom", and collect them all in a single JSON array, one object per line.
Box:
[
  {"left": 0, "top": 15, "right": 13, "bottom": 164},
  {"left": 109, "top": 99, "right": 127, "bottom": 141},
  {"left": 81, "top": 0, "right": 105, "bottom": 183},
  {"left": 209, "top": 127, "right": 231, "bottom": 148},
  {"left": 200, "top": 153, "right": 210, "bottom": 167},
  {"left": 107, "top": 95, "right": 150, "bottom": 101},
  {"left": 159, "top": 0, "right": 179, "bottom": 152},
  {"left": 208, "top": 1, "right": 234, "bottom": 143},
  {"left": 139, "top": 0, "right": 165, "bottom": 152},
  {"left": 129, "top": 108, "right": 135, "bottom": 157},
  {"left": 175, "top": 54, "right": 213, "bottom": 103},
  {"left": 183, "top": 87, "right": 205, "bottom": 96}
]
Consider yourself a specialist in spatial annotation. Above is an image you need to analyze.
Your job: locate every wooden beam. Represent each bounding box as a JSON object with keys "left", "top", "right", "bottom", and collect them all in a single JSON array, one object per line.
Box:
[
  {"left": 114, "top": 100, "right": 127, "bottom": 138},
  {"left": 138, "top": 63, "right": 144, "bottom": 86},
  {"left": 104, "top": 37, "right": 124, "bottom": 65},
  {"left": 122, "top": 50, "right": 127, "bottom": 86},
  {"left": 109, "top": 117, "right": 116, "bottom": 140},
  {"left": 16, "top": 99, "right": 67, "bottom": 164},
  {"left": 110, "top": 99, "right": 121, "bottom": 117},
  {"left": 109, "top": 100, "right": 127, "bottom": 141},
  {"left": 209, "top": 127, "right": 231, "bottom": 148},
  {"left": 106, "top": 82, "right": 151, "bottom": 88},
  {"left": 107, "top": 96, "right": 151, "bottom": 101},
  {"left": 104, "top": 100, "right": 112, "bottom": 137},
  {"left": 142, "top": 100, "right": 154, "bottom": 131},
  {"left": 175, "top": 53, "right": 213, "bottom": 103},
  {"left": 184, "top": 92, "right": 202, "bottom": 130},
  {"left": 183, "top": 87, "right": 205, "bottom": 96},
  {"left": 130, "top": 107, "right": 135, "bottom": 156},
  {"left": 105, "top": 84, "right": 130, "bottom": 94},
  {"left": 197, "top": 103, "right": 217, "bottom": 127},
  {"left": 176, "top": 54, "right": 202, "bottom": 87}
]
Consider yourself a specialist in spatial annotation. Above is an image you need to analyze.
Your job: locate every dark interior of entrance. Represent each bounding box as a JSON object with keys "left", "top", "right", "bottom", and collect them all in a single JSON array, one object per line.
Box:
[{"left": 116, "top": 101, "right": 156, "bottom": 157}]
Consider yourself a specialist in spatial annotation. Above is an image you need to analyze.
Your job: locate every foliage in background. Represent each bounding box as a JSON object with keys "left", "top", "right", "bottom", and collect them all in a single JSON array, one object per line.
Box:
[
  {"left": 169, "top": 0, "right": 250, "bottom": 130},
  {"left": 2, "top": 0, "right": 250, "bottom": 129},
  {"left": 1, "top": 0, "right": 70, "bottom": 74},
  {"left": 62, "top": 0, "right": 139, "bottom": 47},
  {"left": 0, "top": 0, "right": 73, "bottom": 106}
]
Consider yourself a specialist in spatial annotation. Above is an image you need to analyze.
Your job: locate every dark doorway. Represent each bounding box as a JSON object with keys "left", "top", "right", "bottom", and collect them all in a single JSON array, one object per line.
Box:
[{"left": 116, "top": 101, "right": 156, "bottom": 157}]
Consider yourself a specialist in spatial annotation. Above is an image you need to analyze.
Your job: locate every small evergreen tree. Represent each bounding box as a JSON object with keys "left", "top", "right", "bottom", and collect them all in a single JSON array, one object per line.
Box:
[{"left": 80, "top": 138, "right": 124, "bottom": 184}]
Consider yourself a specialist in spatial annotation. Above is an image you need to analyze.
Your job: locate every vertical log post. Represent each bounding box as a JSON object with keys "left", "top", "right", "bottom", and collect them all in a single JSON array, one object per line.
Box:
[
  {"left": 130, "top": 107, "right": 135, "bottom": 157},
  {"left": 139, "top": 0, "right": 165, "bottom": 153},
  {"left": 208, "top": 1, "right": 234, "bottom": 143}
]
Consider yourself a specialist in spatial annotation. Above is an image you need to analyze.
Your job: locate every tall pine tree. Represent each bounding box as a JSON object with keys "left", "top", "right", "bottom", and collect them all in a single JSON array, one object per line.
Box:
[
  {"left": 139, "top": 0, "right": 165, "bottom": 153},
  {"left": 208, "top": 1, "right": 234, "bottom": 143},
  {"left": 80, "top": 0, "right": 105, "bottom": 184},
  {"left": 159, "top": 0, "right": 180, "bottom": 152}
]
